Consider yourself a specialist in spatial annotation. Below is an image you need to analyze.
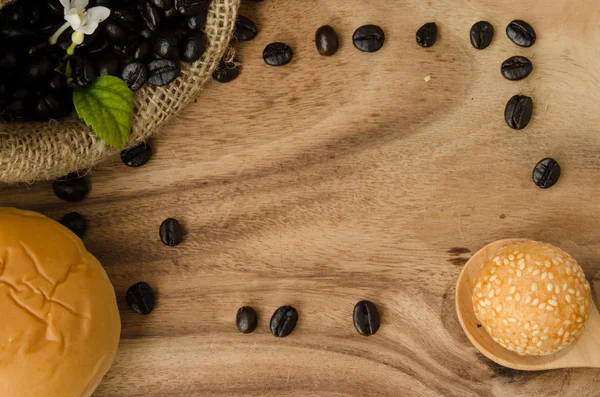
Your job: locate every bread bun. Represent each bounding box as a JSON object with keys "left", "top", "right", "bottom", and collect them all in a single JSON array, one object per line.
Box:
[
  {"left": 472, "top": 240, "right": 591, "bottom": 356},
  {"left": 0, "top": 208, "right": 121, "bottom": 396}
]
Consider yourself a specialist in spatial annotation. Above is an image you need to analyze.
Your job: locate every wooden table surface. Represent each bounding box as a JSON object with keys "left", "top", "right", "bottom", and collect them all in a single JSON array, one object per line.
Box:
[{"left": 3, "top": 0, "right": 600, "bottom": 395}]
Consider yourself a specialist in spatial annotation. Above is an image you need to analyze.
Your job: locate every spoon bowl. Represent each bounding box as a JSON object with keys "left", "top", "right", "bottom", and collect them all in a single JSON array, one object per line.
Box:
[{"left": 456, "top": 239, "right": 600, "bottom": 370}]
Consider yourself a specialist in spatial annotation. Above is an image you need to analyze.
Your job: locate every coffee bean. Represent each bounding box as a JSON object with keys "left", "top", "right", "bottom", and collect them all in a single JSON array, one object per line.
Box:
[
  {"left": 133, "top": 41, "right": 153, "bottom": 61},
  {"left": 126, "top": 282, "right": 155, "bottom": 315},
  {"left": 352, "top": 24, "right": 385, "bottom": 52},
  {"left": 187, "top": 12, "right": 207, "bottom": 31},
  {"left": 270, "top": 306, "right": 298, "bottom": 337},
  {"left": 138, "top": 0, "right": 162, "bottom": 31},
  {"left": 504, "top": 95, "right": 533, "bottom": 130},
  {"left": 53, "top": 173, "right": 90, "bottom": 202},
  {"left": 150, "top": 0, "right": 173, "bottom": 10},
  {"left": 533, "top": 158, "right": 561, "bottom": 189},
  {"left": 160, "top": 218, "right": 183, "bottom": 246},
  {"left": 180, "top": 32, "right": 206, "bottom": 62},
  {"left": 353, "top": 300, "right": 380, "bottom": 336},
  {"left": 416, "top": 22, "right": 437, "bottom": 48},
  {"left": 235, "top": 15, "right": 258, "bottom": 41},
  {"left": 153, "top": 28, "right": 179, "bottom": 59},
  {"left": 103, "top": 21, "right": 127, "bottom": 43},
  {"left": 506, "top": 20, "right": 536, "bottom": 47},
  {"left": 174, "top": 0, "right": 210, "bottom": 16},
  {"left": 121, "top": 62, "right": 148, "bottom": 91},
  {"left": 501, "top": 56, "right": 532, "bottom": 81},
  {"left": 24, "top": 57, "right": 50, "bottom": 80},
  {"left": 263, "top": 42, "right": 293, "bottom": 66},
  {"left": 121, "top": 142, "right": 153, "bottom": 167},
  {"left": 470, "top": 21, "right": 494, "bottom": 50},
  {"left": 236, "top": 306, "right": 258, "bottom": 334},
  {"left": 147, "top": 59, "right": 181, "bottom": 85},
  {"left": 315, "top": 25, "right": 339, "bottom": 56},
  {"left": 60, "top": 212, "right": 87, "bottom": 238},
  {"left": 212, "top": 60, "right": 240, "bottom": 83},
  {"left": 71, "top": 56, "right": 97, "bottom": 88},
  {"left": 43, "top": 92, "right": 73, "bottom": 119},
  {"left": 28, "top": 99, "right": 50, "bottom": 121}
]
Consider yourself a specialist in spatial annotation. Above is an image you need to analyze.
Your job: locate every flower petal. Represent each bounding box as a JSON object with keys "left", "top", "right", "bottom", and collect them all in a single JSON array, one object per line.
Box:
[
  {"left": 72, "top": 0, "right": 89, "bottom": 11},
  {"left": 86, "top": 6, "right": 111, "bottom": 23},
  {"left": 76, "top": 21, "right": 98, "bottom": 35},
  {"left": 60, "top": 0, "right": 71, "bottom": 11},
  {"left": 65, "top": 13, "right": 82, "bottom": 29}
]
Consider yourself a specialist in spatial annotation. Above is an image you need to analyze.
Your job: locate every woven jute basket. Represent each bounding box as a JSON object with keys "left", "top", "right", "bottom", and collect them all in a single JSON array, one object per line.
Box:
[{"left": 0, "top": 0, "right": 240, "bottom": 184}]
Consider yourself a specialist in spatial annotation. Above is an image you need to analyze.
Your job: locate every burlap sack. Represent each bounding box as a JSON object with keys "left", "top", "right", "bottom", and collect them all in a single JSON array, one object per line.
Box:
[{"left": 0, "top": 0, "right": 239, "bottom": 184}]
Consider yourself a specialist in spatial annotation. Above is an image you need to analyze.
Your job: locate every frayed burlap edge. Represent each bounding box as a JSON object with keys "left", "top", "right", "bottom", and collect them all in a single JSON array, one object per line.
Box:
[{"left": 0, "top": 0, "right": 240, "bottom": 184}]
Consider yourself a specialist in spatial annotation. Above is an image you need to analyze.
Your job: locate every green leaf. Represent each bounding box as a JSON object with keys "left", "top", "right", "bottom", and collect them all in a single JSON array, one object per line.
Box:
[{"left": 73, "top": 76, "right": 134, "bottom": 149}]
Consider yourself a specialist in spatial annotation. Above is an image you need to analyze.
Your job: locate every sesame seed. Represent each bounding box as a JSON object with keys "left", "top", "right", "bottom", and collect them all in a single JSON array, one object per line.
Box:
[
  {"left": 503, "top": 259, "right": 509, "bottom": 265},
  {"left": 527, "top": 267, "right": 534, "bottom": 273},
  {"left": 538, "top": 303, "right": 546, "bottom": 310},
  {"left": 545, "top": 305, "right": 554, "bottom": 311},
  {"left": 477, "top": 292, "right": 483, "bottom": 298},
  {"left": 493, "top": 256, "right": 500, "bottom": 262},
  {"left": 525, "top": 296, "right": 532, "bottom": 304},
  {"left": 490, "top": 267, "right": 496, "bottom": 274},
  {"left": 521, "top": 333, "right": 528, "bottom": 338},
  {"left": 562, "top": 283, "right": 567, "bottom": 290},
  {"left": 547, "top": 283, "right": 553, "bottom": 292},
  {"left": 505, "top": 296, "right": 513, "bottom": 302},
  {"left": 566, "top": 267, "right": 572, "bottom": 275},
  {"left": 487, "top": 284, "right": 492, "bottom": 291},
  {"left": 515, "top": 340, "right": 521, "bottom": 346},
  {"left": 564, "top": 331, "right": 570, "bottom": 340},
  {"left": 544, "top": 260, "right": 552, "bottom": 268},
  {"left": 524, "top": 322, "right": 531, "bottom": 330},
  {"left": 564, "top": 320, "right": 571, "bottom": 325},
  {"left": 535, "top": 261, "right": 542, "bottom": 267},
  {"left": 537, "top": 341, "right": 543, "bottom": 347},
  {"left": 548, "top": 299, "right": 558, "bottom": 307},
  {"left": 558, "top": 327, "right": 565, "bottom": 336},
  {"left": 532, "top": 336, "right": 539, "bottom": 342},
  {"left": 584, "top": 283, "right": 591, "bottom": 291},
  {"left": 541, "top": 335, "right": 549, "bottom": 341},
  {"left": 508, "top": 317, "right": 517, "bottom": 323},
  {"left": 576, "top": 289, "right": 581, "bottom": 297},
  {"left": 531, "top": 283, "right": 538, "bottom": 292},
  {"left": 509, "top": 286, "right": 517, "bottom": 294},
  {"left": 488, "top": 290, "right": 495, "bottom": 298},
  {"left": 552, "top": 258, "right": 559, "bottom": 265},
  {"left": 526, "top": 254, "right": 532, "bottom": 260},
  {"left": 532, "top": 298, "right": 540, "bottom": 305},
  {"left": 493, "top": 337, "right": 499, "bottom": 342},
  {"left": 495, "top": 288, "right": 501, "bottom": 295},
  {"left": 555, "top": 256, "right": 563, "bottom": 263},
  {"left": 576, "top": 317, "right": 583, "bottom": 323},
  {"left": 479, "top": 300, "right": 487, "bottom": 307},
  {"left": 515, "top": 293, "right": 521, "bottom": 302},
  {"left": 508, "top": 268, "right": 515, "bottom": 275},
  {"left": 509, "top": 254, "right": 515, "bottom": 260},
  {"left": 533, "top": 324, "right": 540, "bottom": 330},
  {"left": 532, "top": 269, "right": 540, "bottom": 276},
  {"left": 580, "top": 305, "right": 585, "bottom": 315},
  {"left": 542, "top": 272, "right": 547, "bottom": 280},
  {"left": 555, "top": 286, "right": 560, "bottom": 294},
  {"left": 495, "top": 304, "right": 503, "bottom": 312},
  {"left": 518, "top": 259, "right": 526, "bottom": 270},
  {"left": 549, "top": 272, "right": 555, "bottom": 280},
  {"left": 518, "top": 253, "right": 525, "bottom": 259},
  {"left": 543, "top": 327, "right": 550, "bottom": 335},
  {"left": 489, "top": 275, "right": 497, "bottom": 282},
  {"left": 503, "top": 319, "right": 509, "bottom": 326},
  {"left": 508, "top": 277, "right": 513, "bottom": 285},
  {"left": 475, "top": 281, "right": 482, "bottom": 289},
  {"left": 568, "top": 288, "right": 575, "bottom": 294},
  {"left": 517, "top": 270, "right": 522, "bottom": 277}
]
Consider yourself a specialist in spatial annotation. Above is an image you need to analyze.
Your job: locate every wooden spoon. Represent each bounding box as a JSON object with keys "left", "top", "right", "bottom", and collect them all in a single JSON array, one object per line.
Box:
[{"left": 455, "top": 238, "right": 600, "bottom": 370}]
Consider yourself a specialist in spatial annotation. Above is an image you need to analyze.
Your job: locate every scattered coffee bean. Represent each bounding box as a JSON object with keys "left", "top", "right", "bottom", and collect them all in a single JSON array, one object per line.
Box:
[
  {"left": 416, "top": 22, "right": 438, "bottom": 48},
  {"left": 235, "top": 15, "right": 258, "bottom": 41},
  {"left": 121, "top": 142, "right": 153, "bottom": 167},
  {"left": 121, "top": 62, "right": 148, "bottom": 91},
  {"left": 153, "top": 28, "right": 179, "bottom": 59},
  {"left": 53, "top": 173, "right": 90, "bottom": 202},
  {"left": 147, "top": 59, "right": 181, "bottom": 86},
  {"left": 160, "top": 218, "right": 183, "bottom": 246},
  {"left": 315, "top": 25, "right": 339, "bottom": 56},
  {"left": 71, "top": 56, "right": 97, "bottom": 88},
  {"left": 96, "top": 53, "right": 120, "bottom": 76},
  {"left": 60, "top": 212, "right": 87, "bottom": 238},
  {"left": 263, "top": 42, "right": 294, "bottom": 66},
  {"left": 126, "top": 282, "right": 156, "bottom": 315},
  {"left": 501, "top": 56, "right": 533, "bottom": 81},
  {"left": 270, "top": 306, "right": 298, "bottom": 337},
  {"left": 504, "top": 95, "right": 533, "bottom": 130},
  {"left": 236, "top": 306, "right": 258, "bottom": 334},
  {"left": 212, "top": 60, "right": 241, "bottom": 83},
  {"left": 470, "top": 21, "right": 494, "bottom": 50},
  {"left": 506, "top": 20, "right": 536, "bottom": 47},
  {"left": 352, "top": 24, "right": 385, "bottom": 52},
  {"left": 353, "top": 300, "right": 380, "bottom": 336},
  {"left": 533, "top": 158, "right": 561, "bottom": 189},
  {"left": 138, "top": 0, "right": 162, "bottom": 31}
]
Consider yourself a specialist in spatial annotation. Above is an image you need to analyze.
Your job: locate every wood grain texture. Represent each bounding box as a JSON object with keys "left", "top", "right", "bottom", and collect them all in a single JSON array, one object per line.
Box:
[{"left": 3, "top": 0, "right": 600, "bottom": 395}]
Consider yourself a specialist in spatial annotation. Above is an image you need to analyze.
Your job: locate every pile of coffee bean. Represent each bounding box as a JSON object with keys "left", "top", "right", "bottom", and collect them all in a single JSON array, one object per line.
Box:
[{"left": 0, "top": 0, "right": 211, "bottom": 122}]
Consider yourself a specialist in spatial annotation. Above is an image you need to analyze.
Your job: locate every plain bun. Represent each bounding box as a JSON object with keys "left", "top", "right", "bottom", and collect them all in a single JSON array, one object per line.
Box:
[{"left": 0, "top": 208, "right": 121, "bottom": 397}]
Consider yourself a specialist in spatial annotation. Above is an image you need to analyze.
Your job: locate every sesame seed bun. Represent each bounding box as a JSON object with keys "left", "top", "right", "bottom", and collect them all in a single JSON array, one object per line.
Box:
[
  {"left": 472, "top": 240, "right": 591, "bottom": 356},
  {"left": 0, "top": 208, "right": 121, "bottom": 396}
]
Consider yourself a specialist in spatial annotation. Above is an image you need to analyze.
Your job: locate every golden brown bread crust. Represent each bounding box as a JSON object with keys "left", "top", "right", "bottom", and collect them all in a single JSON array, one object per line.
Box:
[
  {"left": 472, "top": 240, "right": 591, "bottom": 356},
  {"left": 0, "top": 208, "right": 121, "bottom": 397}
]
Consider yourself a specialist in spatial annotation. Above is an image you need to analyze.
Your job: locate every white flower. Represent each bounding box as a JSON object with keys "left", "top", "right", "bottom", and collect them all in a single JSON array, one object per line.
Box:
[{"left": 49, "top": 0, "right": 110, "bottom": 48}]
